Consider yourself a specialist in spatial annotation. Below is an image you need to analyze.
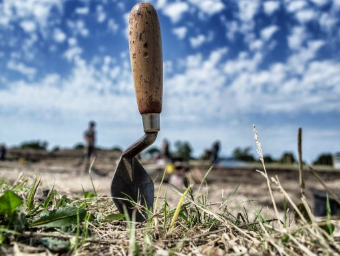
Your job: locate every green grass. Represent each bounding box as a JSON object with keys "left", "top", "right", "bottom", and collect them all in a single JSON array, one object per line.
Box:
[
  {"left": 1, "top": 128, "right": 340, "bottom": 255},
  {"left": 0, "top": 167, "right": 339, "bottom": 255}
]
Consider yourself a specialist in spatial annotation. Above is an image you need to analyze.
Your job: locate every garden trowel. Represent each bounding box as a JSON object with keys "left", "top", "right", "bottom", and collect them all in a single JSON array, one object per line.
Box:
[{"left": 111, "top": 2, "right": 162, "bottom": 222}]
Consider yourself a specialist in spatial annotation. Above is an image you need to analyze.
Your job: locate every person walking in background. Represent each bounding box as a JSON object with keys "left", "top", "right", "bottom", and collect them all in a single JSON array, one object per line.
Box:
[
  {"left": 160, "top": 139, "right": 175, "bottom": 175},
  {"left": 160, "top": 139, "right": 171, "bottom": 161},
  {"left": 83, "top": 121, "right": 96, "bottom": 173},
  {"left": 211, "top": 140, "right": 220, "bottom": 164},
  {"left": 0, "top": 144, "right": 6, "bottom": 161}
]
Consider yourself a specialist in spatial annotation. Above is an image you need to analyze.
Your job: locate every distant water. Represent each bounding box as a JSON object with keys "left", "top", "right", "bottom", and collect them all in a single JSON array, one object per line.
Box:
[{"left": 217, "top": 159, "right": 249, "bottom": 168}]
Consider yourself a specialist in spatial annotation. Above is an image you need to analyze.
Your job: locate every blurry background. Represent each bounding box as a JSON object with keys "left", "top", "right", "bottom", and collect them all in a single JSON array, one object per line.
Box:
[{"left": 0, "top": 0, "right": 340, "bottom": 163}]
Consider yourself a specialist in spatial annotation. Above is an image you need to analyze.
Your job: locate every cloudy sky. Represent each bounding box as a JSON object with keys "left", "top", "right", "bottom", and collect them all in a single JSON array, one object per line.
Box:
[{"left": 0, "top": 0, "right": 339, "bottom": 162}]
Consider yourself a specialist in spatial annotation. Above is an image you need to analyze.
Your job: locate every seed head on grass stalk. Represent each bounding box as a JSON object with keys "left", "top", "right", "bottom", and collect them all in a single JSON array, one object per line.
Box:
[{"left": 253, "top": 124, "right": 282, "bottom": 229}]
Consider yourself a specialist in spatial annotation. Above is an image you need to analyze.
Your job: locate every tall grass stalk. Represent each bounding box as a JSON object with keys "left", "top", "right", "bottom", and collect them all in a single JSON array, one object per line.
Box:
[
  {"left": 253, "top": 125, "right": 282, "bottom": 229},
  {"left": 88, "top": 157, "right": 97, "bottom": 195},
  {"left": 154, "top": 168, "right": 167, "bottom": 216}
]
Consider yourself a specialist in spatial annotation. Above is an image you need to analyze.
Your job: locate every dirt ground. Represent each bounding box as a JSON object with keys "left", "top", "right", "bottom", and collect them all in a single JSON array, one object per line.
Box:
[{"left": 1, "top": 157, "right": 340, "bottom": 219}]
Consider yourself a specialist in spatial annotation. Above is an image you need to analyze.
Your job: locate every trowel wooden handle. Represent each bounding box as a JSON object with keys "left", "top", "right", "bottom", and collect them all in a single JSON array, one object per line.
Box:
[{"left": 129, "top": 3, "right": 163, "bottom": 114}]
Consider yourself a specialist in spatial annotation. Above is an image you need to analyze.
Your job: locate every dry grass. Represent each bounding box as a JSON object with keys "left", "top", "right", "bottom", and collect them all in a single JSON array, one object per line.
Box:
[{"left": 1, "top": 127, "right": 340, "bottom": 255}]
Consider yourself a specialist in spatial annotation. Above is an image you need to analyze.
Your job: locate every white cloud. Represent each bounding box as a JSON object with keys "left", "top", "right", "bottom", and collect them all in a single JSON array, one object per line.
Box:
[
  {"left": 67, "top": 20, "right": 89, "bottom": 37},
  {"left": 164, "top": 43, "right": 339, "bottom": 120},
  {"left": 310, "top": 0, "right": 329, "bottom": 6},
  {"left": 75, "top": 7, "right": 89, "bottom": 15},
  {"left": 172, "top": 27, "right": 187, "bottom": 40},
  {"left": 319, "top": 13, "right": 337, "bottom": 31},
  {"left": 20, "top": 20, "right": 36, "bottom": 33},
  {"left": 235, "top": 0, "right": 260, "bottom": 36},
  {"left": 201, "top": 0, "right": 224, "bottom": 15},
  {"left": 308, "top": 40, "right": 325, "bottom": 52},
  {"left": 225, "top": 21, "right": 238, "bottom": 41},
  {"left": 190, "top": 35, "right": 206, "bottom": 48},
  {"left": 286, "top": 0, "right": 308, "bottom": 12},
  {"left": 334, "top": 0, "right": 340, "bottom": 9},
  {"left": 166, "top": 48, "right": 228, "bottom": 120},
  {"left": 122, "top": 12, "right": 129, "bottom": 40},
  {"left": 260, "top": 25, "right": 279, "bottom": 41},
  {"left": 68, "top": 37, "right": 77, "bottom": 46},
  {"left": 117, "top": 2, "right": 125, "bottom": 11},
  {"left": 287, "top": 40, "right": 325, "bottom": 73},
  {"left": 226, "top": 54, "right": 338, "bottom": 115},
  {"left": 163, "top": 2, "right": 189, "bottom": 23},
  {"left": 7, "top": 60, "right": 36, "bottom": 77},
  {"left": 54, "top": 28, "right": 66, "bottom": 43},
  {"left": 6, "top": 48, "right": 339, "bottom": 118},
  {"left": 295, "top": 9, "right": 316, "bottom": 23},
  {"left": 224, "top": 52, "right": 263, "bottom": 76},
  {"left": 155, "top": 0, "right": 167, "bottom": 9},
  {"left": 0, "top": 58, "right": 135, "bottom": 123},
  {"left": 96, "top": 5, "right": 106, "bottom": 23},
  {"left": 263, "top": 1, "right": 280, "bottom": 15},
  {"left": 0, "top": 0, "right": 62, "bottom": 30},
  {"left": 189, "top": 33, "right": 215, "bottom": 48},
  {"left": 157, "top": 0, "right": 223, "bottom": 18},
  {"left": 63, "top": 46, "right": 83, "bottom": 62},
  {"left": 237, "top": 0, "right": 260, "bottom": 22},
  {"left": 2, "top": 44, "right": 340, "bottom": 161},
  {"left": 187, "top": 0, "right": 224, "bottom": 15},
  {"left": 249, "top": 40, "right": 263, "bottom": 51},
  {"left": 108, "top": 19, "right": 119, "bottom": 33},
  {"left": 288, "top": 26, "right": 306, "bottom": 50}
]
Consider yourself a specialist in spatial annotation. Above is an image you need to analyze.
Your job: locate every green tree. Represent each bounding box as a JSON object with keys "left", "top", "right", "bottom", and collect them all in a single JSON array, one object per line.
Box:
[
  {"left": 313, "top": 153, "right": 333, "bottom": 166},
  {"left": 280, "top": 152, "right": 296, "bottom": 164},
  {"left": 20, "top": 141, "right": 48, "bottom": 150},
  {"left": 232, "top": 147, "right": 255, "bottom": 162},
  {"left": 111, "top": 146, "right": 122, "bottom": 152},
  {"left": 73, "top": 143, "right": 84, "bottom": 149},
  {"left": 173, "top": 141, "right": 192, "bottom": 161},
  {"left": 263, "top": 154, "right": 275, "bottom": 163},
  {"left": 51, "top": 146, "right": 60, "bottom": 152},
  {"left": 145, "top": 146, "right": 160, "bottom": 156}
]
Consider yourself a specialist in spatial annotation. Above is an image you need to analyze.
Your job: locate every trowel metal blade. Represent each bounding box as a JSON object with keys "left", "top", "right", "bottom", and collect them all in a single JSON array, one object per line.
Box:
[{"left": 111, "top": 156, "right": 154, "bottom": 222}]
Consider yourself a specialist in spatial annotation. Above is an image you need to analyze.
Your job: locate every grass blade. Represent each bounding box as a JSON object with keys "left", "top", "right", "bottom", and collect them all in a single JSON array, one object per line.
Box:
[
  {"left": 27, "top": 174, "right": 42, "bottom": 211},
  {"left": 88, "top": 157, "right": 97, "bottom": 195},
  {"left": 154, "top": 168, "right": 167, "bottom": 216},
  {"left": 43, "top": 181, "right": 55, "bottom": 209},
  {"left": 168, "top": 185, "right": 192, "bottom": 233},
  {"left": 196, "top": 165, "right": 213, "bottom": 198}
]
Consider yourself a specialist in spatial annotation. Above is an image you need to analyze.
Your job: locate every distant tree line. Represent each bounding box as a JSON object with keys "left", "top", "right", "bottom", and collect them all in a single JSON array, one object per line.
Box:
[
  {"left": 230, "top": 146, "right": 334, "bottom": 166},
  {"left": 231, "top": 146, "right": 297, "bottom": 164},
  {"left": 10, "top": 140, "right": 123, "bottom": 153},
  {"left": 145, "top": 143, "right": 335, "bottom": 166},
  {"left": 9, "top": 140, "right": 335, "bottom": 166},
  {"left": 72, "top": 143, "right": 122, "bottom": 152},
  {"left": 145, "top": 140, "right": 193, "bottom": 161},
  {"left": 18, "top": 140, "right": 48, "bottom": 150}
]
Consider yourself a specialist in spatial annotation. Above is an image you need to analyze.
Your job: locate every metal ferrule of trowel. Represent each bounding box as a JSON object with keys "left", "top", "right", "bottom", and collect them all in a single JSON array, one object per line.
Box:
[{"left": 121, "top": 113, "right": 160, "bottom": 181}]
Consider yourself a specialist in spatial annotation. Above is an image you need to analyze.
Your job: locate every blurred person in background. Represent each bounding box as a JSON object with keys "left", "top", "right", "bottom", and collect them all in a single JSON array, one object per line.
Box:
[
  {"left": 83, "top": 121, "right": 96, "bottom": 174},
  {"left": 160, "top": 138, "right": 171, "bottom": 161},
  {"left": 211, "top": 140, "right": 220, "bottom": 164},
  {"left": 160, "top": 139, "right": 175, "bottom": 174},
  {"left": 0, "top": 144, "right": 6, "bottom": 161}
]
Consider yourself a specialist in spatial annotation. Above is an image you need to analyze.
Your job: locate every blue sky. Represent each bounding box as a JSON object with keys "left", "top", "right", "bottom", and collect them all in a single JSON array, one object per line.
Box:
[{"left": 0, "top": 0, "right": 340, "bottom": 162}]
